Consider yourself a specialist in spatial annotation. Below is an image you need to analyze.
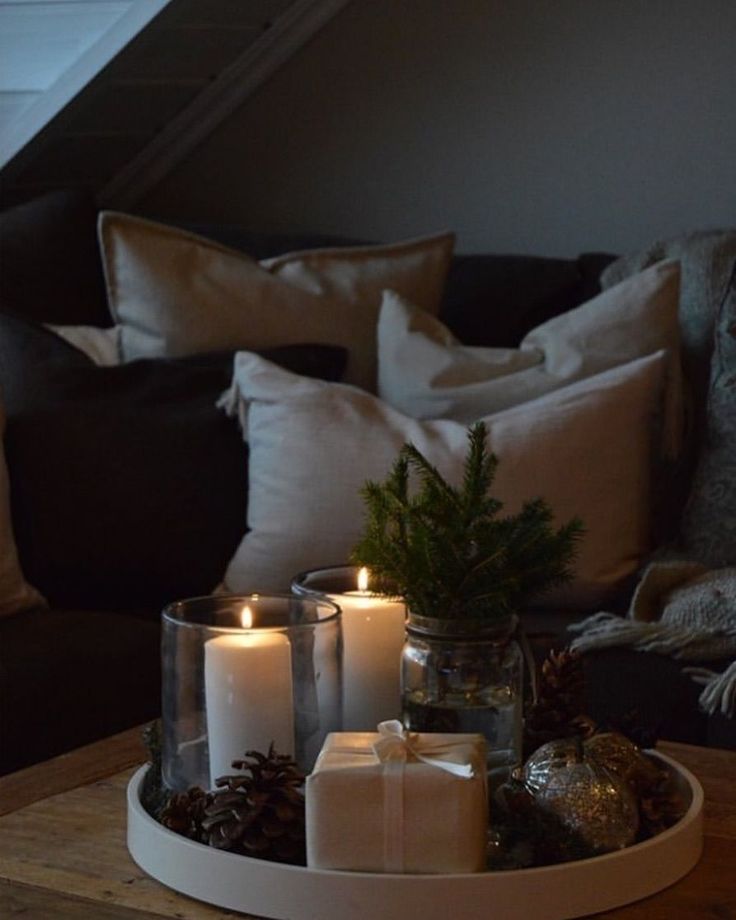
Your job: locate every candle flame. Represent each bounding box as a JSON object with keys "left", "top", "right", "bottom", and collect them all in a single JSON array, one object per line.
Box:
[
  {"left": 357, "top": 567, "right": 369, "bottom": 592},
  {"left": 240, "top": 605, "right": 253, "bottom": 629}
]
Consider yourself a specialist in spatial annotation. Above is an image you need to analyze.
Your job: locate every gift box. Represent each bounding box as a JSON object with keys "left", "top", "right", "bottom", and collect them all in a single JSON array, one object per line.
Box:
[{"left": 306, "top": 721, "right": 488, "bottom": 874}]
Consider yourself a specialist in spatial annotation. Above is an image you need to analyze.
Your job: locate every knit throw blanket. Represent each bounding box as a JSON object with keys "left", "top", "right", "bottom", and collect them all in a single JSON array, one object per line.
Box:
[
  {"left": 569, "top": 561, "right": 736, "bottom": 717},
  {"left": 601, "top": 229, "right": 736, "bottom": 420}
]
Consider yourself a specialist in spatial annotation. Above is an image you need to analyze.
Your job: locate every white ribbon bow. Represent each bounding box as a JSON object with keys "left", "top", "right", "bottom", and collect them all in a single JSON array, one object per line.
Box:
[{"left": 371, "top": 720, "right": 475, "bottom": 779}]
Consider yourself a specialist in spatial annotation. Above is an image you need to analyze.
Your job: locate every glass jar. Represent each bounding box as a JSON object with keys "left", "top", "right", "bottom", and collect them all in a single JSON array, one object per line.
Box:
[
  {"left": 161, "top": 593, "right": 341, "bottom": 792},
  {"left": 401, "top": 612, "right": 524, "bottom": 789}
]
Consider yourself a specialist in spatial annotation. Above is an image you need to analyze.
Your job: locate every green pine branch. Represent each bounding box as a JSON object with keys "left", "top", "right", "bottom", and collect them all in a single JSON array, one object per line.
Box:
[{"left": 351, "top": 422, "right": 584, "bottom": 621}]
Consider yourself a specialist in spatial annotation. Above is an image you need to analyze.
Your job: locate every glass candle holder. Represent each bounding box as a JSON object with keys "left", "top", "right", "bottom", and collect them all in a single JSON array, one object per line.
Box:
[
  {"left": 161, "top": 593, "right": 341, "bottom": 791},
  {"left": 292, "top": 565, "right": 406, "bottom": 731}
]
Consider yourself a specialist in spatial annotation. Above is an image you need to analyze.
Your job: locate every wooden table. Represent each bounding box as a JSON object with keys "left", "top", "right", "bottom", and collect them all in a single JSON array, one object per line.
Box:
[{"left": 0, "top": 729, "right": 734, "bottom": 919}]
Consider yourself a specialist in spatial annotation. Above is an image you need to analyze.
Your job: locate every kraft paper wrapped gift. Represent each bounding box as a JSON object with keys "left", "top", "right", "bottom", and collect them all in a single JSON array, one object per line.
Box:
[{"left": 306, "top": 720, "right": 488, "bottom": 873}]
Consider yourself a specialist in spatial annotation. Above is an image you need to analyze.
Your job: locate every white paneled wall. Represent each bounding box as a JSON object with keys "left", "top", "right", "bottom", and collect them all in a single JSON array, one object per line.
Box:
[
  {"left": 0, "top": 0, "right": 348, "bottom": 205},
  {"left": 0, "top": 1, "right": 130, "bottom": 89},
  {"left": 0, "top": 89, "right": 35, "bottom": 131},
  {"left": 0, "top": 0, "right": 169, "bottom": 168},
  {"left": 0, "top": 1, "right": 131, "bottom": 138}
]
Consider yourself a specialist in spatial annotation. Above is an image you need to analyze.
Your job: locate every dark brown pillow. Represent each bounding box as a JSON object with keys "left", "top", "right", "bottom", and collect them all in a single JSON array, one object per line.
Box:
[{"left": 0, "top": 311, "right": 347, "bottom": 611}]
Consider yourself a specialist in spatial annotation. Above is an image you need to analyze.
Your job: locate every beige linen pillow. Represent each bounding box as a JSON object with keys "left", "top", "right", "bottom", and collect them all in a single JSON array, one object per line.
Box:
[
  {"left": 220, "top": 350, "right": 668, "bottom": 609},
  {"left": 378, "top": 260, "right": 682, "bottom": 457},
  {"left": 0, "top": 404, "right": 46, "bottom": 617},
  {"left": 99, "top": 212, "right": 454, "bottom": 390}
]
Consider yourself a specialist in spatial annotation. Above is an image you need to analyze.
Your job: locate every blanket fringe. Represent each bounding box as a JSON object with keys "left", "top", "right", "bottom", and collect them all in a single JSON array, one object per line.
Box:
[
  {"left": 683, "top": 661, "right": 736, "bottom": 717},
  {"left": 569, "top": 614, "right": 736, "bottom": 658}
]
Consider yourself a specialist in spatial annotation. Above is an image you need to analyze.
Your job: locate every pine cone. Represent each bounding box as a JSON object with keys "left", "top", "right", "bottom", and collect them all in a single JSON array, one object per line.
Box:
[
  {"left": 524, "top": 648, "right": 596, "bottom": 757},
  {"left": 160, "top": 786, "right": 212, "bottom": 841},
  {"left": 640, "top": 783, "right": 687, "bottom": 836},
  {"left": 201, "top": 744, "right": 306, "bottom": 864},
  {"left": 636, "top": 758, "right": 687, "bottom": 837}
]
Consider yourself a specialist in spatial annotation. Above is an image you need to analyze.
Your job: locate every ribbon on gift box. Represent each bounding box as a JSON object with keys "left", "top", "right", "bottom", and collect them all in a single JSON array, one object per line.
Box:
[
  {"left": 372, "top": 720, "right": 476, "bottom": 777},
  {"left": 371, "top": 720, "right": 478, "bottom": 871}
]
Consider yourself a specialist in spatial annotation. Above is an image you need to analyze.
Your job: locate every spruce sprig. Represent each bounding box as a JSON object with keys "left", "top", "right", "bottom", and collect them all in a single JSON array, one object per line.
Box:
[{"left": 351, "top": 422, "right": 584, "bottom": 621}]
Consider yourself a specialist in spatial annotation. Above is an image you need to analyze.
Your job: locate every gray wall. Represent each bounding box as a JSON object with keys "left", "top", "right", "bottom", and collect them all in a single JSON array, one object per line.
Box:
[{"left": 142, "top": 0, "right": 736, "bottom": 257}]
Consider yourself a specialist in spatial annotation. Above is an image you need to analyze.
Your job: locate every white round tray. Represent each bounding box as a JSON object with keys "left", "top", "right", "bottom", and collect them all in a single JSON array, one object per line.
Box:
[{"left": 127, "top": 751, "right": 703, "bottom": 920}]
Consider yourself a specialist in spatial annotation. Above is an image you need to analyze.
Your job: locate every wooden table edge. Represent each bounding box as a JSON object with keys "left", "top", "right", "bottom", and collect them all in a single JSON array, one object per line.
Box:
[{"left": 0, "top": 725, "right": 148, "bottom": 816}]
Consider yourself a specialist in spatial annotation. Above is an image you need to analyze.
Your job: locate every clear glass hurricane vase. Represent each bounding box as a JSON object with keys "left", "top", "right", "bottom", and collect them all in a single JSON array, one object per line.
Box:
[{"left": 161, "top": 593, "right": 342, "bottom": 792}]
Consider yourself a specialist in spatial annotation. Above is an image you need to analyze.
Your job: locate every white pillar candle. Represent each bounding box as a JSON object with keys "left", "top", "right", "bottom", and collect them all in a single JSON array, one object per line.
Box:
[
  {"left": 204, "top": 605, "right": 294, "bottom": 787},
  {"left": 329, "top": 568, "right": 406, "bottom": 731}
]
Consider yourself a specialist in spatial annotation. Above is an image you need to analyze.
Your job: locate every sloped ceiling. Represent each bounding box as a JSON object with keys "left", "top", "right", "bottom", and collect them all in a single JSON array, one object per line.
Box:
[{"left": 0, "top": 0, "right": 350, "bottom": 209}]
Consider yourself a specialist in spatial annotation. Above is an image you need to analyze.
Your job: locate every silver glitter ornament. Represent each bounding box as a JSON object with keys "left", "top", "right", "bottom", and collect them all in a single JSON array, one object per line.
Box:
[
  {"left": 523, "top": 737, "right": 639, "bottom": 853},
  {"left": 584, "top": 731, "right": 662, "bottom": 795}
]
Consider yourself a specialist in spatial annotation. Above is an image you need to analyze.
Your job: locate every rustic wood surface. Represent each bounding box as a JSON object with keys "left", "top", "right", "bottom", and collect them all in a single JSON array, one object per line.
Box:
[
  {"left": 0, "top": 732, "right": 734, "bottom": 919},
  {"left": 0, "top": 727, "right": 147, "bottom": 818}
]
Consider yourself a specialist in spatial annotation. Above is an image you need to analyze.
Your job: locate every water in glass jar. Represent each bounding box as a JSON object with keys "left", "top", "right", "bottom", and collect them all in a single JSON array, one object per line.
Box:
[{"left": 403, "top": 687, "right": 521, "bottom": 788}]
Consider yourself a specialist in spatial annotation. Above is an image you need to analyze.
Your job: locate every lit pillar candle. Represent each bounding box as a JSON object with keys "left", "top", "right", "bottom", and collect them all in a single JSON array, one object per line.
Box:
[
  {"left": 329, "top": 568, "right": 406, "bottom": 731},
  {"left": 204, "top": 605, "right": 294, "bottom": 787}
]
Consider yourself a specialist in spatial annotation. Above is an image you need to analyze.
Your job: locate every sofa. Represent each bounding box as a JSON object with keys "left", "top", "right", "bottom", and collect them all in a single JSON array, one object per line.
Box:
[{"left": 0, "top": 188, "right": 734, "bottom": 776}]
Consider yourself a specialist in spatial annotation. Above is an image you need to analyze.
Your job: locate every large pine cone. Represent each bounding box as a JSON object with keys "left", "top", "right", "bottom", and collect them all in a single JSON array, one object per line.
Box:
[
  {"left": 201, "top": 744, "right": 306, "bottom": 864},
  {"left": 524, "top": 648, "right": 595, "bottom": 756}
]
